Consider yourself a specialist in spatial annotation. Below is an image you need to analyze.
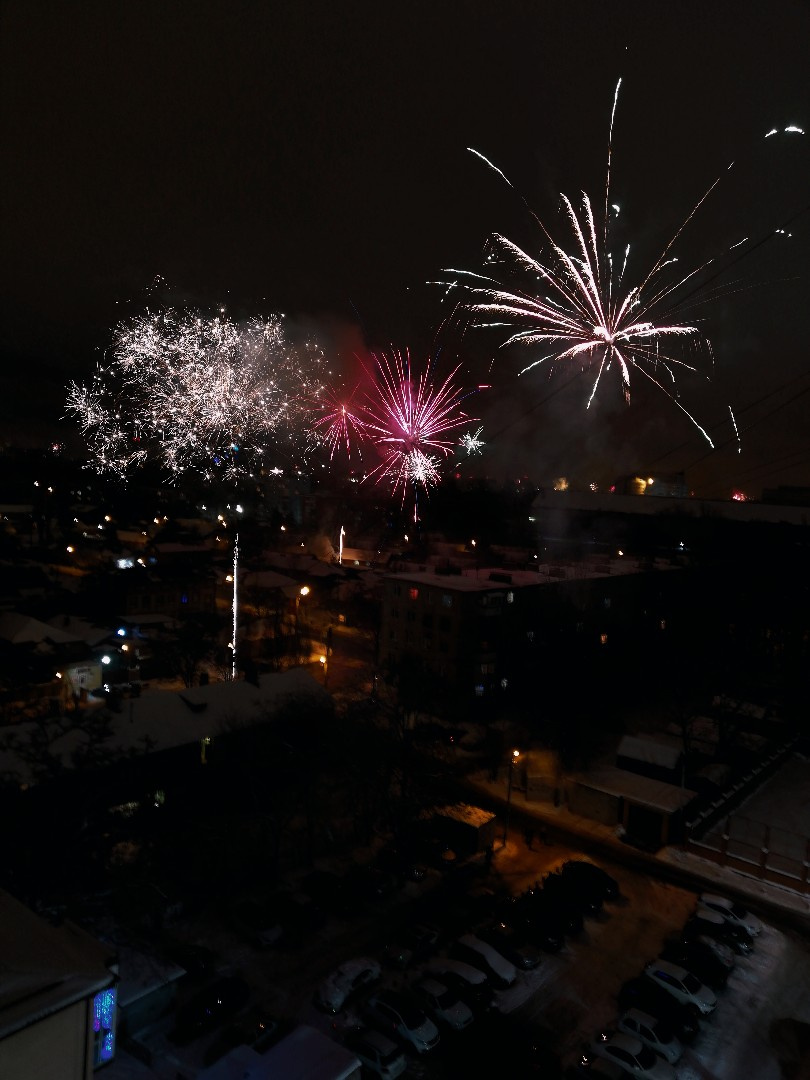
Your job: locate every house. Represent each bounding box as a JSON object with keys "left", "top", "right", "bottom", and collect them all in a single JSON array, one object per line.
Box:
[{"left": 0, "top": 888, "right": 119, "bottom": 1077}]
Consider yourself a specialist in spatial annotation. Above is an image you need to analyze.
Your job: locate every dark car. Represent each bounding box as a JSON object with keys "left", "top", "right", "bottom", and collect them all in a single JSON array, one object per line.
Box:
[
  {"left": 684, "top": 910, "right": 753, "bottom": 955},
  {"left": 477, "top": 921, "right": 542, "bottom": 970},
  {"left": 203, "top": 1007, "right": 287, "bottom": 1065},
  {"left": 504, "top": 893, "right": 566, "bottom": 952},
  {"left": 161, "top": 938, "right": 219, "bottom": 981},
  {"left": 344, "top": 863, "right": 400, "bottom": 904},
  {"left": 383, "top": 921, "right": 442, "bottom": 968},
  {"left": 170, "top": 976, "right": 251, "bottom": 1044},
  {"left": 522, "top": 885, "right": 585, "bottom": 937},
  {"left": 617, "top": 977, "right": 700, "bottom": 1043},
  {"left": 374, "top": 843, "right": 428, "bottom": 883},
  {"left": 560, "top": 860, "right": 620, "bottom": 902},
  {"left": 660, "top": 938, "right": 732, "bottom": 990},
  {"left": 542, "top": 870, "right": 602, "bottom": 917}
]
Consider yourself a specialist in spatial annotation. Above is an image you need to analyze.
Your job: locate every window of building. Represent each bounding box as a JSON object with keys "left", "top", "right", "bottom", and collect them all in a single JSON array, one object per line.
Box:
[
  {"left": 600, "top": 632, "right": 608, "bottom": 645},
  {"left": 526, "top": 630, "right": 535, "bottom": 642},
  {"left": 603, "top": 597, "right": 611, "bottom": 609},
  {"left": 506, "top": 591, "right": 514, "bottom": 604},
  {"left": 441, "top": 594, "right": 453, "bottom": 608},
  {"left": 406, "top": 610, "right": 416, "bottom": 622},
  {"left": 439, "top": 617, "right": 451, "bottom": 632},
  {"left": 392, "top": 584, "right": 401, "bottom": 597},
  {"left": 660, "top": 619, "right": 666, "bottom": 630},
  {"left": 439, "top": 639, "right": 449, "bottom": 653},
  {"left": 474, "top": 684, "right": 485, "bottom": 696},
  {"left": 500, "top": 677, "right": 509, "bottom": 689},
  {"left": 480, "top": 662, "right": 495, "bottom": 674},
  {"left": 408, "top": 587, "right": 419, "bottom": 601}
]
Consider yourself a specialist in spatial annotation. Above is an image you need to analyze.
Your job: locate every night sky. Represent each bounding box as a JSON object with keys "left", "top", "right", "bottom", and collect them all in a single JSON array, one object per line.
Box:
[{"left": 2, "top": 1, "right": 808, "bottom": 497}]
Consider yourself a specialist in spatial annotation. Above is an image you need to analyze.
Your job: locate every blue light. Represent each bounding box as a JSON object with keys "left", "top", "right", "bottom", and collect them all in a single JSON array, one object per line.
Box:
[
  {"left": 93, "top": 987, "right": 117, "bottom": 1063},
  {"left": 116, "top": 628, "right": 126, "bottom": 637}
]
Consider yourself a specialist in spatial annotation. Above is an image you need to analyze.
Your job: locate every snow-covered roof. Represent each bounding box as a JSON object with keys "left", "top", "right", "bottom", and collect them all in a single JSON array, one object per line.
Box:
[
  {"left": 0, "top": 669, "right": 331, "bottom": 786},
  {"left": 617, "top": 734, "right": 683, "bottom": 769},
  {"left": 575, "top": 766, "right": 697, "bottom": 813},
  {"left": 434, "top": 803, "right": 496, "bottom": 828},
  {"left": 0, "top": 612, "right": 83, "bottom": 646},
  {"left": 0, "top": 889, "right": 114, "bottom": 1040}
]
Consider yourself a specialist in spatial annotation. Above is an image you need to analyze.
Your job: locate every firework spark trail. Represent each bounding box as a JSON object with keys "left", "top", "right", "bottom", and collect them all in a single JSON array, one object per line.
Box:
[
  {"left": 66, "top": 309, "right": 326, "bottom": 481},
  {"left": 447, "top": 90, "right": 805, "bottom": 449},
  {"left": 311, "top": 387, "right": 370, "bottom": 463}
]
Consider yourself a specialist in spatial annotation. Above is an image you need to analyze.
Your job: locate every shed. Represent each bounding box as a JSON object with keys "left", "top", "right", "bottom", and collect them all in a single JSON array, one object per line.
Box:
[{"left": 568, "top": 766, "right": 697, "bottom": 849}]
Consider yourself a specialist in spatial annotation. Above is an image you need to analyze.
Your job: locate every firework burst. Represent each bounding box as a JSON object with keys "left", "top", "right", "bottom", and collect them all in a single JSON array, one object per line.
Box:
[
  {"left": 66, "top": 308, "right": 326, "bottom": 481},
  {"left": 444, "top": 85, "right": 805, "bottom": 448},
  {"left": 360, "top": 350, "right": 472, "bottom": 498}
]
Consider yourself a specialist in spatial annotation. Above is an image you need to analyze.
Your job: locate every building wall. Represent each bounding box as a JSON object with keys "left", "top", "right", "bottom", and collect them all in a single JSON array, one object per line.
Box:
[
  {"left": 0, "top": 999, "right": 92, "bottom": 1080},
  {"left": 567, "top": 781, "right": 621, "bottom": 826}
]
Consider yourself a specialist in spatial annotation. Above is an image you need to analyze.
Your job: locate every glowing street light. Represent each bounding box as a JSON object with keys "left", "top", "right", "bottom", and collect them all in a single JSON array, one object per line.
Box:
[{"left": 502, "top": 748, "right": 521, "bottom": 848}]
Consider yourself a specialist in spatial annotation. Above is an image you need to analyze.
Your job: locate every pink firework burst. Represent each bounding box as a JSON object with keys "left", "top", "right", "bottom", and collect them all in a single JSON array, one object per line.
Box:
[
  {"left": 311, "top": 386, "right": 370, "bottom": 463},
  {"left": 359, "top": 350, "right": 472, "bottom": 498}
]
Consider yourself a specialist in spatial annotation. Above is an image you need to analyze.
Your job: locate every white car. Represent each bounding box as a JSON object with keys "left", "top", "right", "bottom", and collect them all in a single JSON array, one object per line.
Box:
[
  {"left": 364, "top": 990, "right": 441, "bottom": 1054},
  {"left": 585, "top": 1031, "right": 677, "bottom": 1079},
  {"left": 315, "top": 957, "right": 381, "bottom": 1013},
  {"left": 698, "top": 893, "right": 763, "bottom": 937},
  {"left": 618, "top": 1008, "right": 683, "bottom": 1064},
  {"left": 644, "top": 959, "right": 716, "bottom": 1014},
  {"left": 412, "top": 977, "right": 474, "bottom": 1031}
]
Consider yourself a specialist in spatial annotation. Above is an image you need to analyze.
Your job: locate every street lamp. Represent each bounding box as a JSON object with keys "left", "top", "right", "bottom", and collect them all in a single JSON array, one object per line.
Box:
[
  {"left": 502, "top": 748, "right": 521, "bottom": 848},
  {"left": 319, "top": 653, "right": 328, "bottom": 688}
]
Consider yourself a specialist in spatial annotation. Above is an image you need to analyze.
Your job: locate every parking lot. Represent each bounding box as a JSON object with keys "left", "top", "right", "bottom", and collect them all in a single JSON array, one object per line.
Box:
[{"left": 114, "top": 837, "right": 810, "bottom": 1079}]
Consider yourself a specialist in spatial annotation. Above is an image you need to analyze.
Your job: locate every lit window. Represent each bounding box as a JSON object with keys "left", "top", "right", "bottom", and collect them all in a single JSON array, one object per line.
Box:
[
  {"left": 660, "top": 619, "right": 666, "bottom": 630},
  {"left": 600, "top": 633, "right": 608, "bottom": 645},
  {"left": 500, "top": 678, "right": 508, "bottom": 689},
  {"left": 506, "top": 591, "right": 514, "bottom": 604},
  {"left": 442, "top": 594, "right": 453, "bottom": 608},
  {"left": 604, "top": 597, "right": 611, "bottom": 609},
  {"left": 526, "top": 631, "right": 535, "bottom": 642},
  {"left": 474, "top": 684, "right": 485, "bottom": 697},
  {"left": 408, "top": 587, "right": 419, "bottom": 601}
]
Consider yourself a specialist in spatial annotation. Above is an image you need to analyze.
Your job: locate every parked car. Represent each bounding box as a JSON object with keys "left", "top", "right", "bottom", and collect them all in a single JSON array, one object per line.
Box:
[
  {"left": 685, "top": 908, "right": 753, "bottom": 955},
  {"left": 344, "top": 863, "right": 400, "bottom": 904},
  {"left": 643, "top": 960, "right": 716, "bottom": 1015},
  {"left": 698, "top": 893, "right": 763, "bottom": 937},
  {"left": 477, "top": 921, "right": 542, "bottom": 970},
  {"left": 617, "top": 978, "right": 700, "bottom": 1043},
  {"left": 506, "top": 892, "right": 566, "bottom": 951},
  {"left": 680, "top": 932, "right": 736, "bottom": 971},
  {"left": 363, "top": 990, "right": 441, "bottom": 1054},
  {"left": 543, "top": 870, "right": 602, "bottom": 917},
  {"left": 425, "top": 957, "right": 494, "bottom": 1010},
  {"left": 170, "top": 976, "right": 251, "bottom": 1044},
  {"left": 412, "top": 977, "right": 474, "bottom": 1031},
  {"left": 344, "top": 1027, "right": 408, "bottom": 1079},
  {"left": 521, "top": 885, "right": 584, "bottom": 937},
  {"left": 315, "top": 957, "right": 381, "bottom": 1013},
  {"left": 617, "top": 1008, "right": 682, "bottom": 1064},
  {"left": 561, "top": 860, "right": 620, "bottom": 902},
  {"left": 383, "top": 922, "right": 442, "bottom": 969},
  {"left": 374, "top": 843, "right": 428, "bottom": 883},
  {"left": 449, "top": 933, "right": 518, "bottom": 987},
  {"left": 203, "top": 1006, "right": 286, "bottom": 1065},
  {"left": 659, "top": 938, "right": 732, "bottom": 990},
  {"left": 584, "top": 1031, "right": 676, "bottom": 1079}
]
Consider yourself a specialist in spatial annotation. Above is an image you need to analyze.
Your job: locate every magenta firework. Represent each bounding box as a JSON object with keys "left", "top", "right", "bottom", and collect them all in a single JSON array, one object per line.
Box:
[{"left": 317, "top": 350, "right": 473, "bottom": 498}]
